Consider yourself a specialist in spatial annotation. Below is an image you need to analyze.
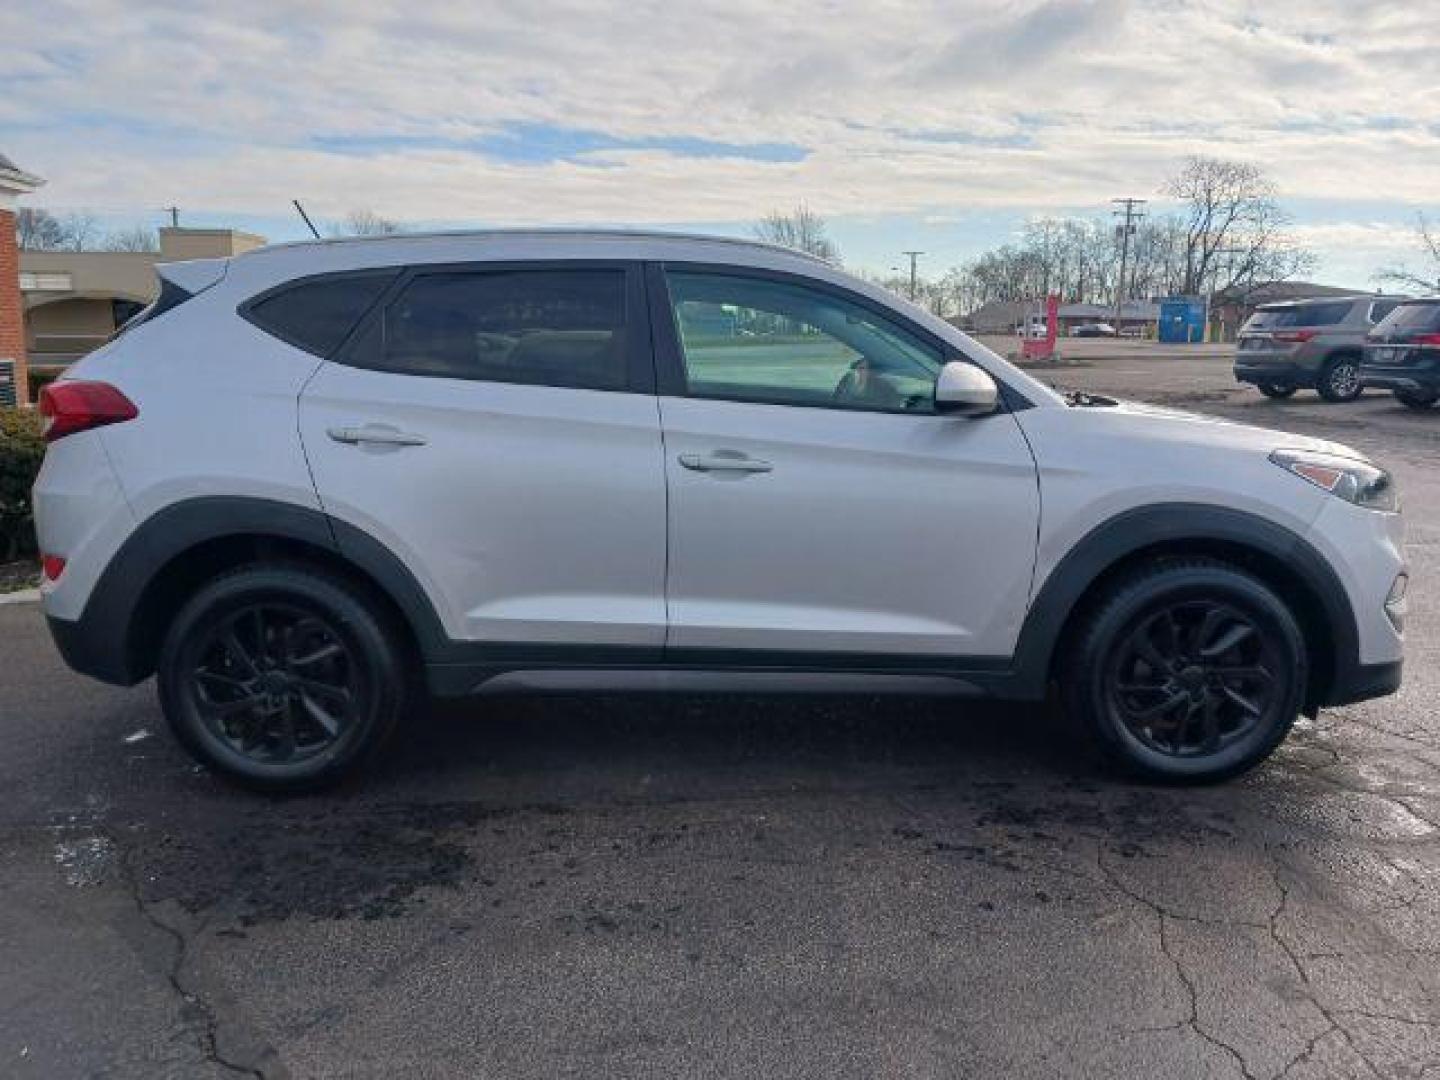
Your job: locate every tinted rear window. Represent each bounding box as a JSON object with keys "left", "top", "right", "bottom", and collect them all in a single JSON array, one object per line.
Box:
[
  {"left": 1246, "top": 300, "right": 1353, "bottom": 330},
  {"left": 346, "top": 269, "right": 628, "bottom": 390},
  {"left": 246, "top": 272, "right": 397, "bottom": 356},
  {"left": 1375, "top": 301, "right": 1440, "bottom": 335}
]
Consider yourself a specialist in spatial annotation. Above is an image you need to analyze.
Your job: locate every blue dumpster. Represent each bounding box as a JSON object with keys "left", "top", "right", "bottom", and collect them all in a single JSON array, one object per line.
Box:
[{"left": 1158, "top": 297, "right": 1206, "bottom": 344}]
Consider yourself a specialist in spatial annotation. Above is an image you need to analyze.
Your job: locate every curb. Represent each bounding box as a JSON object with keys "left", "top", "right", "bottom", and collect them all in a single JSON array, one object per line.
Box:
[{"left": 0, "top": 589, "right": 41, "bottom": 605}]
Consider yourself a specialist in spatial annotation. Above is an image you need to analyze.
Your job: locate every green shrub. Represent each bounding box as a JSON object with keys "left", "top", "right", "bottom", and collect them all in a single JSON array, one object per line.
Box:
[{"left": 0, "top": 408, "right": 45, "bottom": 561}]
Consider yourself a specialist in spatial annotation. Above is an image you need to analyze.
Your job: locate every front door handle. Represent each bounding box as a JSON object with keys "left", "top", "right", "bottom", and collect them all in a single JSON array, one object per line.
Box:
[
  {"left": 678, "top": 452, "right": 773, "bottom": 473},
  {"left": 327, "top": 425, "right": 428, "bottom": 447}
]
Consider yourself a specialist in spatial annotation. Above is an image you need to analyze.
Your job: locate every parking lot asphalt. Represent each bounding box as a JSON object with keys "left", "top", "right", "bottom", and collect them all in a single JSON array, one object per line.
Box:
[{"left": 3, "top": 346, "right": 1438, "bottom": 1079}]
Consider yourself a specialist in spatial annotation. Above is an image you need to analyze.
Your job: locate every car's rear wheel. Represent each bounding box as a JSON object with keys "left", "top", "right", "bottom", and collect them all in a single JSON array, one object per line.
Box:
[
  {"left": 1395, "top": 388, "right": 1439, "bottom": 411},
  {"left": 1255, "top": 382, "right": 1296, "bottom": 399},
  {"left": 1317, "top": 356, "right": 1363, "bottom": 402},
  {"left": 157, "top": 564, "right": 409, "bottom": 792},
  {"left": 1063, "top": 558, "right": 1306, "bottom": 784}
]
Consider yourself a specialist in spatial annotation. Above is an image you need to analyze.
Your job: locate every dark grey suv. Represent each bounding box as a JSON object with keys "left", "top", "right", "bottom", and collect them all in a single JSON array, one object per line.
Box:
[{"left": 1235, "top": 295, "right": 1407, "bottom": 402}]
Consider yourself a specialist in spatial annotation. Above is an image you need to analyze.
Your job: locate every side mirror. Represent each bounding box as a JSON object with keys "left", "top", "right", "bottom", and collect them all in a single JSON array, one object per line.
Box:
[{"left": 934, "top": 362, "right": 999, "bottom": 417}]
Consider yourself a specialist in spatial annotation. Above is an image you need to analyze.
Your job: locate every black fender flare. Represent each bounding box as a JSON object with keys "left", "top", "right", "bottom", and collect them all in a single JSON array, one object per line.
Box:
[
  {"left": 1005, "top": 502, "right": 1359, "bottom": 699},
  {"left": 59, "top": 496, "right": 450, "bottom": 684}
]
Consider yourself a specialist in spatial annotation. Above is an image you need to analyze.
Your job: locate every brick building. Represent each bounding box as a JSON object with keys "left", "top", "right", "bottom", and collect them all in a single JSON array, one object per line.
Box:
[{"left": 0, "top": 152, "right": 44, "bottom": 406}]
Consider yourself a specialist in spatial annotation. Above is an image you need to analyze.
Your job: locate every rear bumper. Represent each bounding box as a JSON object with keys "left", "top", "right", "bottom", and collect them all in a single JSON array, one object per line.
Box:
[
  {"left": 1234, "top": 358, "right": 1314, "bottom": 387},
  {"left": 1360, "top": 365, "right": 1440, "bottom": 393},
  {"left": 46, "top": 612, "right": 142, "bottom": 686}
]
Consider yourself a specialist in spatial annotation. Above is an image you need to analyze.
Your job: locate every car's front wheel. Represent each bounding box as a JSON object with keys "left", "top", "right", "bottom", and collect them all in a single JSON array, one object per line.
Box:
[
  {"left": 1255, "top": 382, "right": 1297, "bottom": 399},
  {"left": 1317, "top": 356, "right": 1363, "bottom": 402},
  {"left": 157, "top": 563, "right": 410, "bottom": 792},
  {"left": 1063, "top": 558, "right": 1306, "bottom": 784},
  {"left": 1395, "top": 388, "right": 1439, "bottom": 411}
]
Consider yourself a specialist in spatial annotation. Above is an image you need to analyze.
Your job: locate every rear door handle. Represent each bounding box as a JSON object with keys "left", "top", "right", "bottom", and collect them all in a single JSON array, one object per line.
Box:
[
  {"left": 327, "top": 425, "right": 428, "bottom": 447},
  {"left": 677, "top": 452, "right": 773, "bottom": 473}
]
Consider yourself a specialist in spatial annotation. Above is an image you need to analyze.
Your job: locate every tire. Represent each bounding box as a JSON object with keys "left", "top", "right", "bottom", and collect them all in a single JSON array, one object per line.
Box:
[
  {"left": 1062, "top": 558, "right": 1307, "bottom": 784},
  {"left": 157, "top": 563, "right": 409, "bottom": 792},
  {"left": 1255, "top": 382, "right": 1296, "bottom": 399},
  {"left": 1317, "top": 355, "right": 1363, "bottom": 402},
  {"left": 1395, "top": 388, "right": 1439, "bottom": 411}
]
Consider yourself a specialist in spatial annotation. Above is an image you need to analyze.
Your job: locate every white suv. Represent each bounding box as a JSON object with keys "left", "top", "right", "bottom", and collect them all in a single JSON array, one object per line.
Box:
[{"left": 32, "top": 231, "right": 1407, "bottom": 791}]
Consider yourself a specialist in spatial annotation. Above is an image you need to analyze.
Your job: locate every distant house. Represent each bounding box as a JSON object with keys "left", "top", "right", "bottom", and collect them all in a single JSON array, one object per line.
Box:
[{"left": 1209, "top": 281, "right": 1366, "bottom": 342}]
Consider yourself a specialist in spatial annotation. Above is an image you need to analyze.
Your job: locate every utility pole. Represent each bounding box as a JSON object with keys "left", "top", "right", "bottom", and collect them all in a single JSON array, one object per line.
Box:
[
  {"left": 902, "top": 250, "right": 924, "bottom": 302},
  {"left": 1111, "top": 198, "right": 1145, "bottom": 331},
  {"left": 163, "top": 206, "right": 180, "bottom": 227}
]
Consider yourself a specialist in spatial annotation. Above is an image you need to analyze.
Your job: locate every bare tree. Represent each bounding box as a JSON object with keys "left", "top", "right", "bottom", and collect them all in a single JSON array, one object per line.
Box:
[
  {"left": 330, "top": 209, "right": 403, "bottom": 237},
  {"left": 15, "top": 208, "right": 100, "bottom": 251},
  {"left": 101, "top": 225, "right": 159, "bottom": 253},
  {"left": 753, "top": 204, "right": 840, "bottom": 264},
  {"left": 1374, "top": 213, "right": 1440, "bottom": 293},
  {"left": 1163, "top": 156, "right": 1313, "bottom": 295}
]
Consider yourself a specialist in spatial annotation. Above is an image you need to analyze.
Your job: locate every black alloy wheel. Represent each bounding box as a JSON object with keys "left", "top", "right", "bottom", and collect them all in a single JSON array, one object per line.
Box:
[
  {"left": 189, "top": 603, "right": 359, "bottom": 765},
  {"left": 1064, "top": 558, "right": 1306, "bottom": 783},
  {"left": 158, "top": 564, "right": 408, "bottom": 791},
  {"left": 1104, "top": 600, "right": 1280, "bottom": 759}
]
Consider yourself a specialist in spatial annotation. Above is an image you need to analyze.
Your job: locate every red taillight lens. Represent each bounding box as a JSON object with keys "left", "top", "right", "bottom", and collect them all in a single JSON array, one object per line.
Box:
[
  {"left": 1273, "top": 329, "right": 1319, "bottom": 343},
  {"left": 1412, "top": 333, "right": 1440, "bottom": 347},
  {"left": 37, "top": 381, "right": 138, "bottom": 443},
  {"left": 41, "top": 555, "right": 66, "bottom": 581}
]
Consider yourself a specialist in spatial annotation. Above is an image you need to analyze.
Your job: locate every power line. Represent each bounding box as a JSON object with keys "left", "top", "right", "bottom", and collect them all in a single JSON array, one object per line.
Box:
[{"left": 1111, "top": 198, "right": 1146, "bottom": 329}]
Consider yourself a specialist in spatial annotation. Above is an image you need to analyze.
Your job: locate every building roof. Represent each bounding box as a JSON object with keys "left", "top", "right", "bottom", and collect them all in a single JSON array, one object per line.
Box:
[
  {"left": 1058, "top": 300, "right": 1160, "bottom": 321},
  {"left": 1213, "top": 281, "right": 1362, "bottom": 306},
  {"left": 0, "top": 150, "right": 43, "bottom": 193}
]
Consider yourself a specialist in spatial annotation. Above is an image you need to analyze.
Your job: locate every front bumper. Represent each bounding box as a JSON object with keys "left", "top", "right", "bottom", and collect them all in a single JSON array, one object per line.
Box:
[{"left": 1326, "top": 659, "right": 1403, "bottom": 707}]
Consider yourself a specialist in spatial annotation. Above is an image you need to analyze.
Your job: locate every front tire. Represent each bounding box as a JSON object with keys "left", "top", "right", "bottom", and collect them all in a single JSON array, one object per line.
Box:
[
  {"left": 157, "top": 564, "right": 408, "bottom": 792},
  {"left": 1255, "top": 382, "right": 1296, "bottom": 399},
  {"left": 1317, "top": 356, "right": 1363, "bottom": 402},
  {"left": 1395, "top": 388, "right": 1439, "bottom": 411},
  {"left": 1063, "top": 558, "right": 1306, "bottom": 784}
]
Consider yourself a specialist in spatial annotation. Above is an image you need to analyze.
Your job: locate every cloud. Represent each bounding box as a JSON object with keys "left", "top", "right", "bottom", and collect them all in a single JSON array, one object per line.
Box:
[{"left": 0, "top": 0, "right": 1436, "bottom": 282}]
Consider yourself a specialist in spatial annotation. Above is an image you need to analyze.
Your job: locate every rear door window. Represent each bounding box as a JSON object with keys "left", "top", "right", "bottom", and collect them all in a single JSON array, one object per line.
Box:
[
  {"left": 245, "top": 272, "right": 397, "bottom": 356},
  {"left": 346, "top": 268, "right": 630, "bottom": 391}
]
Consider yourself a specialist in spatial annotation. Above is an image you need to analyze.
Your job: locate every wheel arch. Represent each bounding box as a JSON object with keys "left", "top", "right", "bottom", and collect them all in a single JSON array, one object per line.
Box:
[
  {"left": 1015, "top": 504, "right": 1356, "bottom": 710},
  {"left": 68, "top": 497, "right": 448, "bottom": 685}
]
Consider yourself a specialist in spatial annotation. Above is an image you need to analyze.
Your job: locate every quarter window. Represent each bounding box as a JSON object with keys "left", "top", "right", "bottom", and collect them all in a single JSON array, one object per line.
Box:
[
  {"left": 350, "top": 269, "right": 628, "bottom": 390},
  {"left": 246, "top": 272, "right": 397, "bottom": 356},
  {"left": 664, "top": 271, "right": 943, "bottom": 412}
]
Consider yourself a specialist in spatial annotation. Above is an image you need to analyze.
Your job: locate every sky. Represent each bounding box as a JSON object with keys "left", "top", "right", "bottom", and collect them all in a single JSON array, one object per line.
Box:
[{"left": 2, "top": 0, "right": 1437, "bottom": 288}]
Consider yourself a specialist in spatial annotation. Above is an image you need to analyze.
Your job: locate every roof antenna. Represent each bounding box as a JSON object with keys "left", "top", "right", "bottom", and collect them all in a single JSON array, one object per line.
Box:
[{"left": 292, "top": 199, "right": 321, "bottom": 239}]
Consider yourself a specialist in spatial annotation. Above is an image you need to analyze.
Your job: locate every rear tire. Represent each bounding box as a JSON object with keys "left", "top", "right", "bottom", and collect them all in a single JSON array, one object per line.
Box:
[
  {"left": 1395, "top": 388, "right": 1439, "bottom": 411},
  {"left": 1062, "top": 558, "right": 1306, "bottom": 784},
  {"left": 1255, "top": 382, "right": 1296, "bottom": 399},
  {"left": 157, "top": 563, "right": 409, "bottom": 793},
  {"left": 1317, "top": 356, "right": 1363, "bottom": 402}
]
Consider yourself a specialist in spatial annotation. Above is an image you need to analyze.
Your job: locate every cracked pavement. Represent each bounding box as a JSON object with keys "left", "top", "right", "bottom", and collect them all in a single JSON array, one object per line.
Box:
[{"left": 2, "top": 345, "right": 1438, "bottom": 1078}]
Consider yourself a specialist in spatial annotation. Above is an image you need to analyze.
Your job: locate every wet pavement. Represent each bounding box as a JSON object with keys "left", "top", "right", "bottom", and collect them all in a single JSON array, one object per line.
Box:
[{"left": 2, "top": 348, "right": 1438, "bottom": 1078}]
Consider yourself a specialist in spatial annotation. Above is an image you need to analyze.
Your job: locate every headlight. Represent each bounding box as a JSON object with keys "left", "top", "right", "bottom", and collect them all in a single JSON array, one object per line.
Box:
[{"left": 1270, "top": 449, "right": 1398, "bottom": 512}]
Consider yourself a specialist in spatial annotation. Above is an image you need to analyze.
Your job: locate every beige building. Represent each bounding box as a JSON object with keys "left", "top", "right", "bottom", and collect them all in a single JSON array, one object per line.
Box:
[{"left": 21, "top": 227, "right": 265, "bottom": 389}]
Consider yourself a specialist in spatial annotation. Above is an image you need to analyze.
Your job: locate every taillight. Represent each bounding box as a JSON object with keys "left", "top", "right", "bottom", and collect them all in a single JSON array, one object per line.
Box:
[
  {"left": 1411, "top": 333, "right": 1440, "bottom": 347},
  {"left": 37, "top": 381, "right": 138, "bottom": 443},
  {"left": 1273, "top": 329, "right": 1320, "bottom": 343},
  {"left": 41, "top": 555, "right": 66, "bottom": 581}
]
